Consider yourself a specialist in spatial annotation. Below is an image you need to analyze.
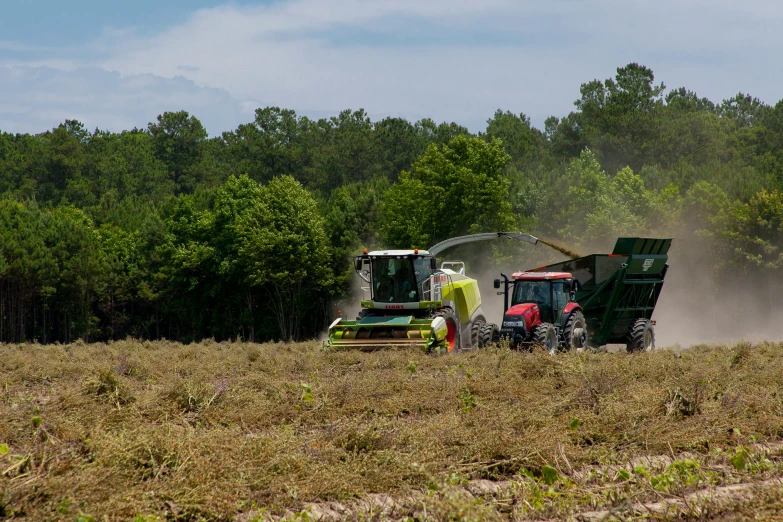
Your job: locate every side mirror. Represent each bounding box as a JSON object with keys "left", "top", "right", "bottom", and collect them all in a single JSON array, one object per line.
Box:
[
  {"left": 430, "top": 258, "right": 437, "bottom": 270},
  {"left": 493, "top": 279, "right": 501, "bottom": 289},
  {"left": 354, "top": 259, "right": 363, "bottom": 271}
]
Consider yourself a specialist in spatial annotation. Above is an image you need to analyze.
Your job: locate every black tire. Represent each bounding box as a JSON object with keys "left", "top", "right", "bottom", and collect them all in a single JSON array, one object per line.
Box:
[
  {"left": 532, "top": 323, "right": 558, "bottom": 354},
  {"left": 478, "top": 322, "right": 499, "bottom": 348},
  {"left": 433, "top": 308, "right": 460, "bottom": 354},
  {"left": 626, "top": 319, "right": 655, "bottom": 353},
  {"left": 470, "top": 320, "right": 483, "bottom": 350},
  {"left": 563, "top": 310, "right": 587, "bottom": 351},
  {"left": 356, "top": 309, "right": 372, "bottom": 320}
]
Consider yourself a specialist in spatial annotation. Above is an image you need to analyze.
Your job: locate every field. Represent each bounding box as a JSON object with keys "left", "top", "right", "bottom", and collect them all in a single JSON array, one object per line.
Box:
[{"left": 2, "top": 340, "right": 783, "bottom": 521}]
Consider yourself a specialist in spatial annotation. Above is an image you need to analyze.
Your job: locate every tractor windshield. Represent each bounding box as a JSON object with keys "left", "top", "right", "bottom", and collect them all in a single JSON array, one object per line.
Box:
[
  {"left": 512, "top": 281, "right": 550, "bottom": 306},
  {"left": 371, "top": 257, "right": 419, "bottom": 303}
]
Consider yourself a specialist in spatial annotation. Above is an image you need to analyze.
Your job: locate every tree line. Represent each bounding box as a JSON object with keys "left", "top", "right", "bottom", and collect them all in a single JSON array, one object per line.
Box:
[{"left": 2, "top": 63, "right": 783, "bottom": 344}]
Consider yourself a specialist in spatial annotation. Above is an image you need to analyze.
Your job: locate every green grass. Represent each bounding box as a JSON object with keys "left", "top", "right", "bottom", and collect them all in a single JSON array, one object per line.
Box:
[{"left": 1, "top": 340, "right": 783, "bottom": 520}]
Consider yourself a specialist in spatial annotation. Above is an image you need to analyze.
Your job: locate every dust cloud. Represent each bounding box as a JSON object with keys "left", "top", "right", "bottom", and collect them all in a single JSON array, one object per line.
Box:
[
  {"left": 652, "top": 245, "right": 783, "bottom": 347},
  {"left": 338, "top": 269, "right": 369, "bottom": 321}
]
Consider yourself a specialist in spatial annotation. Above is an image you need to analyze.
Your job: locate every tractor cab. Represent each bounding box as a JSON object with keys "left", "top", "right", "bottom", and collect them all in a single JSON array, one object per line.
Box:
[{"left": 507, "top": 272, "right": 574, "bottom": 324}]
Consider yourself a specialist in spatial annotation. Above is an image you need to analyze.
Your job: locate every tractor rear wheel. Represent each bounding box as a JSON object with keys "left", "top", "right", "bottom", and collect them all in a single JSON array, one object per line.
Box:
[
  {"left": 532, "top": 323, "right": 558, "bottom": 354},
  {"left": 563, "top": 311, "right": 587, "bottom": 351},
  {"left": 470, "top": 320, "right": 483, "bottom": 350},
  {"left": 478, "top": 322, "right": 499, "bottom": 348},
  {"left": 433, "top": 309, "right": 460, "bottom": 354},
  {"left": 626, "top": 319, "right": 655, "bottom": 353}
]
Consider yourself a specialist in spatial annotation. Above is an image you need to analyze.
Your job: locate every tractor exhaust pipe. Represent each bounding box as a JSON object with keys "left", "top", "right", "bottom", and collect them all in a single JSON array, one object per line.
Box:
[{"left": 494, "top": 273, "right": 511, "bottom": 314}]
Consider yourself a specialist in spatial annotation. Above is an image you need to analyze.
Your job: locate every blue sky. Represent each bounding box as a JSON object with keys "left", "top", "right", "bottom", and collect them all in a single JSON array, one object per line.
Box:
[
  {"left": 1, "top": 1, "right": 221, "bottom": 47},
  {"left": 2, "top": 0, "right": 782, "bottom": 135}
]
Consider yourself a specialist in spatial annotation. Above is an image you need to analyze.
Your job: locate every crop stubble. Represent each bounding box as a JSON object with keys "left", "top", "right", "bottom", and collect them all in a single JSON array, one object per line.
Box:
[{"left": 1, "top": 340, "right": 783, "bottom": 520}]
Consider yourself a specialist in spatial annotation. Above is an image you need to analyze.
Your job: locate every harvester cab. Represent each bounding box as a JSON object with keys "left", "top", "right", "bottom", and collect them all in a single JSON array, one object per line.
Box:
[
  {"left": 496, "top": 237, "right": 672, "bottom": 354},
  {"left": 353, "top": 249, "right": 443, "bottom": 310},
  {"left": 325, "top": 232, "right": 539, "bottom": 353}
]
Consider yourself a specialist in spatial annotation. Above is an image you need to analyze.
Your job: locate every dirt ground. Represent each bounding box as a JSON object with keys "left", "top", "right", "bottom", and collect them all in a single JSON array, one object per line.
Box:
[{"left": 2, "top": 339, "right": 783, "bottom": 521}]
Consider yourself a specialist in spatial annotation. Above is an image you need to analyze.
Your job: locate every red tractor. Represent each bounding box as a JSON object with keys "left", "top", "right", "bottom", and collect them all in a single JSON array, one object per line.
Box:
[{"left": 495, "top": 271, "right": 587, "bottom": 353}]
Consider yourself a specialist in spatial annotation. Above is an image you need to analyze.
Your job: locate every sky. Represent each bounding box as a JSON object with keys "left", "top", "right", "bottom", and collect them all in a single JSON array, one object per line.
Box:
[{"left": 2, "top": 0, "right": 782, "bottom": 136}]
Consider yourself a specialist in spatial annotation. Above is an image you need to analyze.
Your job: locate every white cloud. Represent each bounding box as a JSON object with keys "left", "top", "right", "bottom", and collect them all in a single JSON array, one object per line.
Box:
[
  {"left": 0, "top": 66, "right": 250, "bottom": 135},
  {"left": 99, "top": 1, "right": 783, "bottom": 129},
  {"left": 2, "top": 0, "right": 783, "bottom": 135}
]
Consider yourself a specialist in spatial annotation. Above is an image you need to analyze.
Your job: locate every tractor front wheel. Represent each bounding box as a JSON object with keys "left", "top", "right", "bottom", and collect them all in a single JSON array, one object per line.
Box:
[
  {"left": 433, "top": 309, "right": 460, "bottom": 354},
  {"left": 626, "top": 319, "right": 655, "bottom": 353},
  {"left": 532, "top": 323, "right": 558, "bottom": 354}
]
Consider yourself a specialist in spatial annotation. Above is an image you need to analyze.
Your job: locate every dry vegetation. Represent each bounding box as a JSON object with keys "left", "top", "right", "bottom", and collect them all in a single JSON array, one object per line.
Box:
[{"left": 1, "top": 340, "right": 783, "bottom": 521}]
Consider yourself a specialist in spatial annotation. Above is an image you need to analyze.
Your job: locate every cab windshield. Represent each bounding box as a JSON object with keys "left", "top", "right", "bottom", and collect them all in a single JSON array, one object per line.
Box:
[
  {"left": 371, "top": 257, "right": 419, "bottom": 303},
  {"left": 512, "top": 281, "right": 550, "bottom": 305}
]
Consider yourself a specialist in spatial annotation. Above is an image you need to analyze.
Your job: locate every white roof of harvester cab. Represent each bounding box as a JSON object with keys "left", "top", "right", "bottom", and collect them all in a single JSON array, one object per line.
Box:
[{"left": 367, "top": 250, "right": 431, "bottom": 256}]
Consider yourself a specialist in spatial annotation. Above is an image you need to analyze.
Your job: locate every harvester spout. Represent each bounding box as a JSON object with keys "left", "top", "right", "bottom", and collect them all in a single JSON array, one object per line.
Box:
[{"left": 427, "top": 232, "right": 538, "bottom": 256}]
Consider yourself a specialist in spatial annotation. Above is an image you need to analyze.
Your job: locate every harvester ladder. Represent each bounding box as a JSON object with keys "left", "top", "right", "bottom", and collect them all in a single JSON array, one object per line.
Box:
[{"left": 421, "top": 270, "right": 455, "bottom": 304}]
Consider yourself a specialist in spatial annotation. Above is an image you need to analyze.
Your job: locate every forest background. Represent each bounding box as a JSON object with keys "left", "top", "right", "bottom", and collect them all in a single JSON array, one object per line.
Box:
[{"left": 1, "top": 63, "right": 782, "bottom": 345}]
